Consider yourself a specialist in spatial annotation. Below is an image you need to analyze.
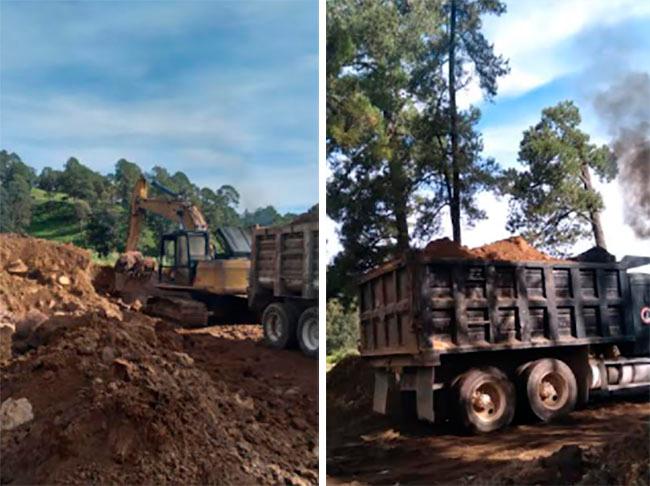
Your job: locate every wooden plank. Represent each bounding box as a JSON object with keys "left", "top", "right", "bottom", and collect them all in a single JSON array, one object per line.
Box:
[
  {"left": 544, "top": 266, "right": 560, "bottom": 341},
  {"left": 595, "top": 269, "right": 611, "bottom": 337},
  {"left": 303, "top": 229, "right": 314, "bottom": 299},
  {"left": 515, "top": 266, "right": 531, "bottom": 342},
  {"left": 486, "top": 265, "right": 498, "bottom": 343},
  {"left": 274, "top": 232, "right": 284, "bottom": 297},
  {"left": 619, "top": 269, "right": 634, "bottom": 336},
  {"left": 570, "top": 267, "right": 586, "bottom": 339},
  {"left": 416, "top": 367, "right": 434, "bottom": 423},
  {"left": 452, "top": 265, "right": 468, "bottom": 345},
  {"left": 373, "top": 369, "right": 389, "bottom": 414}
]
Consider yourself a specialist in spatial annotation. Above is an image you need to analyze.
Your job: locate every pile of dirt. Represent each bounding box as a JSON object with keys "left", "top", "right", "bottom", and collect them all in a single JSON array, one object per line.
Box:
[
  {"left": 1, "top": 312, "right": 315, "bottom": 484},
  {"left": 1, "top": 234, "right": 317, "bottom": 484},
  {"left": 488, "top": 420, "right": 650, "bottom": 485},
  {"left": 422, "top": 236, "right": 559, "bottom": 262},
  {"left": 470, "top": 236, "right": 557, "bottom": 262},
  {"left": 0, "top": 234, "right": 122, "bottom": 323},
  {"left": 290, "top": 204, "right": 318, "bottom": 225},
  {"left": 423, "top": 238, "right": 476, "bottom": 258}
]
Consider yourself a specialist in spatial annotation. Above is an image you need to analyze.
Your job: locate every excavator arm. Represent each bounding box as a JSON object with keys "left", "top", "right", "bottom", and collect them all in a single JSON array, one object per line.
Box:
[{"left": 125, "top": 176, "right": 208, "bottom": 252}]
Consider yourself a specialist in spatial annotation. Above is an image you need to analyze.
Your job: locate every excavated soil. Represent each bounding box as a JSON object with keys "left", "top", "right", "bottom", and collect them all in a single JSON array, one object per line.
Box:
[
  {"left": 0, "top": 235, "right": 317, "bottom": 485},
  {"left": 422, "top": 236, "right": 559, "bottom": 262},
  {"left": 0, "top": 234, "right": 122, "bottom": 321},
  {"left": 326, "top": 357, "right": 650, "bottom": 486}
]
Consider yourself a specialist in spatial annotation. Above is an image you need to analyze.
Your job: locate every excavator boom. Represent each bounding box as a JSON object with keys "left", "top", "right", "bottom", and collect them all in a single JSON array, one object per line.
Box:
[{"left": 125, "top": 176, "right": 208, "bottom": 252}]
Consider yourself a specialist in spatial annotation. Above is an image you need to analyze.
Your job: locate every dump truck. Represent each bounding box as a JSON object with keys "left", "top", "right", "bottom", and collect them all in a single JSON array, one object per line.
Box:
[
  {"left": 116, "top": 176, "right": 253, "bottom": 325},
  {"left": 248, "top": 214, "right": 318, "bottom": 358},
  {"left": 358, "top": 250, "right": 650, "bottom": 432}
]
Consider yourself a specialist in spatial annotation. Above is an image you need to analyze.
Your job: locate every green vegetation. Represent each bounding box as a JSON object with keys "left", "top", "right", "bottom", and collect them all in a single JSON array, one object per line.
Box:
[
  {"left": 326, "top": 0, "right": 507, "bottom": 299},
  {"left": 326, "top": 1, "right": 613, "bottom": 300},
  {"left": 326, "top": 299, "right": 359, "bottom": 361},
  {"left": 501, "top": 101, "right": 616, "bottom": 255},
  {"left": 28, "top": 188, "right": 87, "bottom": 244},
  {"left": 1, "top": 150, "right": 300, "bottom": 258}
]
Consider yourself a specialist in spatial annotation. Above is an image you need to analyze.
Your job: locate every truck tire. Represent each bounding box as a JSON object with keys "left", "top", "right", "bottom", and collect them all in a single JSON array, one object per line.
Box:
[
  {"left": 453, "top": 367, "right": 516, "bottom": 433},
  {"left": 297, "top": 307, "right": 318, "bottom": 358},
  {"left": 519, "top": 358, "right": 577, "bottom": 422},
  {"left": 262, "top": 303, "right": 298, "bottom": 350}
]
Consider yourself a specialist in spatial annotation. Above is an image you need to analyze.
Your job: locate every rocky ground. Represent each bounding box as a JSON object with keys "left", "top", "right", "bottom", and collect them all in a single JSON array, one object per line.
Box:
[
  {"left": 0, "top": 234, "right": 317, "bottom": 485},
  {"left": 327, "top": 356, "right": 650, "bottom": 486}
]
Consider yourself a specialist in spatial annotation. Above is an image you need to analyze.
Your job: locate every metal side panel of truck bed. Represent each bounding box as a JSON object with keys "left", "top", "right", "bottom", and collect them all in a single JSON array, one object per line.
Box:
[{"left": 358, "top": 253, "right": 650, "bottom": 365}]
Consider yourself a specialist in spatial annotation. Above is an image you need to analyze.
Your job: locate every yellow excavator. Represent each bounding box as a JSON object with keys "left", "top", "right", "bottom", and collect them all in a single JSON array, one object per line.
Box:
[{"left": 116, "top": 176, "right": 253, "bottom": 325}]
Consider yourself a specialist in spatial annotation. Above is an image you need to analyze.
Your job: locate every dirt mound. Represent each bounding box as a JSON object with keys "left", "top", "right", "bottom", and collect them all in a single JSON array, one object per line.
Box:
[
  {"left": 1, "top": 311, "right": 316, "bottom": 485},
  {"left": 470, "top": 236, "right": 557, "bottom": 262},
  {"left": 0, "top": 234, "right": 121, "bottom": 322},
  {"left": 421, "top": 236, "right": 557, "bottom": 262},
  {"left": 487, "top": 420, "right": 650, "bottom": 485},
  {"left": 1, "top": 234, "right": 317, "bottom": 484},
  {"left": 290, "top": 205, "right": 318, "bottom": 225},
  {"left": 423, "top": 238, "right": 476, "bottom": 258},
  {"left": 326, "top": 355, "right": 374, "bottom": 419}
]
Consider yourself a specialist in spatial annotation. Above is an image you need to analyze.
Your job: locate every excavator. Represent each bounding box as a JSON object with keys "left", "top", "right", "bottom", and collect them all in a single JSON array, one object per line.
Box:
[{"left": 115, "top": 175, "right": 253, "bottom": 325}]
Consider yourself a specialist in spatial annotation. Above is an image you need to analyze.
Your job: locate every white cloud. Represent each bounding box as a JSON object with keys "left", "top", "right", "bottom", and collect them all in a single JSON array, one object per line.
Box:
[
  {"left": 480, "top": 0, "right": 650, "bottom": 99},
  {"left": 222, "top": 164, "right": 318, "bottom": 213}
]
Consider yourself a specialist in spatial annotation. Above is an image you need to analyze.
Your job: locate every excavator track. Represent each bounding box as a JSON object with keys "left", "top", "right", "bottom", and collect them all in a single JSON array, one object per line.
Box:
[{"left": 144, "top": 295, "right": 211, "bottom": 327}]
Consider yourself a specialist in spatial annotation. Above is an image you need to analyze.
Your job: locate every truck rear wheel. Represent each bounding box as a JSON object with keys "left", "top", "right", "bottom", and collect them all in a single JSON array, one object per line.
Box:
[
  {"left": 519, "top": 358, "right": 577, "bottom": 422},
  {"left": 297, "top": 307, "right": 318, "bottom": 358},
  {"left": 262, "top": 303, "right": 298, "bottom": 350},
  {"left": 454, "top": 367, "right": 515, "bottom": 433}
]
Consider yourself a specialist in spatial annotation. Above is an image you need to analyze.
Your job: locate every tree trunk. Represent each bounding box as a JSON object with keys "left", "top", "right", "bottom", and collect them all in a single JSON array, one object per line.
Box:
[
  {"left": 580, "top": 163, "right": 607, "bottom": 249},
  {"left": 448, "top": 0, "right": 461, "bottom": 244},
  {"left": 389, "top": 159, "right": 410, "bottom": 252}
]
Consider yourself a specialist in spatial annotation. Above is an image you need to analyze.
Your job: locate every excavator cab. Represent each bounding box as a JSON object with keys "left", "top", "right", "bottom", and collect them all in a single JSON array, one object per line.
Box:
[
  {"left": 157, "top": 227, "right": 252, "bottom": 287},
  {"left": 159, "top": 230, "right": 211, "bottom": 286}
]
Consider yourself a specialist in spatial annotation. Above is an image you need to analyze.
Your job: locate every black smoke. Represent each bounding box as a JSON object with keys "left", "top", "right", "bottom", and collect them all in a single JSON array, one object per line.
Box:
[{"left": 594, "top": 72, "right": 650, "bottom": 239}]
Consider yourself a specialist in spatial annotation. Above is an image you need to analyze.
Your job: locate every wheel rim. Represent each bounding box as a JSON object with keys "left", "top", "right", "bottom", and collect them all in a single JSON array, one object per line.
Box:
[
  {"left": 301, "top": 315, "right": 318, "bottom": 352},
  {"left": 471, "top": 382, "right": 503, "bottom": 423},
  {"left": 538, "top": 372, "right": 567, "bottom": 410},
  {"left": 265, "top": 311, "right": 282, "bottom": 342}
]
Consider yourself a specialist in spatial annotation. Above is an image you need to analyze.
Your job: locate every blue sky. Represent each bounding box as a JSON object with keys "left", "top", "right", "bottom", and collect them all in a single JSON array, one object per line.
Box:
[
  {"left": 325, "top": 0, "right": 650, "bottom": 261},
  {"left": 0, "top": 0, "right": 318, "bottom": 214}
]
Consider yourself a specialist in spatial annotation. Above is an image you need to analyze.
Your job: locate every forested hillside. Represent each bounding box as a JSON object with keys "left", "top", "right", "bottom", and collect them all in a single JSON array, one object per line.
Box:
[{"left": 0, "top": 150, "right": 299, "bottom": 258}]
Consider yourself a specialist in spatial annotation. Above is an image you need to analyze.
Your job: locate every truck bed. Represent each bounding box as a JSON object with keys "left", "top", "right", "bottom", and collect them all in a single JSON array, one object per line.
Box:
[
  {"left": 358, "top": 252, "right": 646, "bottom": 363},
  {"left": 248, "top": 220, "right": 318, "bottom": 305}
]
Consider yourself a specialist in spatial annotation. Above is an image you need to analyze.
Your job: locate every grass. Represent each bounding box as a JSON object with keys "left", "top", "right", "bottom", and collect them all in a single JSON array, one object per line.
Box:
[
  {"left": 326, "top": 348, "right": 359, "bottom": 371},
  {"left": 27, "top": 188, "right": 85, "bottom": 244}
]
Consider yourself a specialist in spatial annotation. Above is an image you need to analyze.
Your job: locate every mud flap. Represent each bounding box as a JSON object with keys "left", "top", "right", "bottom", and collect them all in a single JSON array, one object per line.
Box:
[
  {"left": 373, "top": 369, "right": 389, "bottom": 415},
  {"left": 416, "top": 367, "right": 434, "bottom": 423}
]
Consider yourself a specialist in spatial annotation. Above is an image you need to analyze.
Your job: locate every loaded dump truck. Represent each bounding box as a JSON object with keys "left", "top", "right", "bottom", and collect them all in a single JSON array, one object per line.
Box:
[
  {"left": 248, "top": 215, "right": 318, "bottom": 358},
  {"left": 359, "top": 244, "right": 650, "bottom": 433}
]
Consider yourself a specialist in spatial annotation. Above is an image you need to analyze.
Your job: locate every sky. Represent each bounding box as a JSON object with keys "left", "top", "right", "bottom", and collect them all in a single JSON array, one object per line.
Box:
[
  {"left": 326, "top": 0, "right": 650, "bottom": 263},
  {"left": 0, "top": 0, "right": 318, "bottom": 214}
]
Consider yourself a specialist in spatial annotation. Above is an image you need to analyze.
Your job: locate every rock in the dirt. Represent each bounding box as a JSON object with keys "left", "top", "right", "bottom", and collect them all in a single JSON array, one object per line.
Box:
[
  {"left": 57, "top": 275, "right": 71, "bottom": 286},
  {"left": 234, "top": 392, "right": 255, "bottom": 411},
  {"left": 542, "top": 444, "right": 584, "bottom": 482},
  {"left": 0, "top": 322, "right": 15, "bottom": 362},
  {"left": 15, "top": 309, "right": 48, "bottom": 339},
  {"left": 113, "top": 358, "right": 138, "bottom": 381},
  {"left": 131, "top": 299, "right": 143, "bottom": 312},
  {"left": 101, "top": 346, "right": 115, "bottom": 363},
  {"left": 173, "top": 351, "right": 194, "bottom": 367},
  {"left": 5, "top": 259, "right": 28, "bottom": 276},
  {"left": 0, "top": 397, "right": 34, "bottom": 431}
]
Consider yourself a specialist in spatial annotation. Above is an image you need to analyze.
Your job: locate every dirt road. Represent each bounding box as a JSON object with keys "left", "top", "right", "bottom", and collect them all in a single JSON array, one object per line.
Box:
[{"left": 327, "top": 357, "right": 649, "bottom": 486}]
